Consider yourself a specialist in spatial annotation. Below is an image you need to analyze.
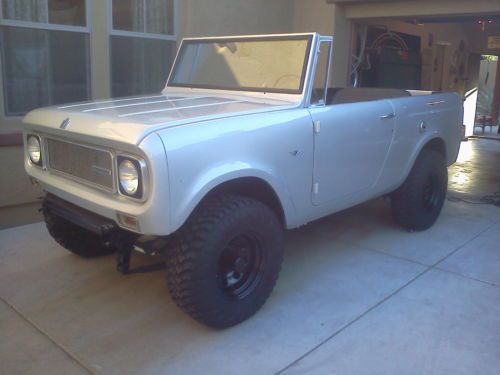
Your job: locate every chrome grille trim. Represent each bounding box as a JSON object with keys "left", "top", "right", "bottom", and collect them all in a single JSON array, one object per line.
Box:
[{"left": 46, "top": 138, "right": 115, "bottom": 192}]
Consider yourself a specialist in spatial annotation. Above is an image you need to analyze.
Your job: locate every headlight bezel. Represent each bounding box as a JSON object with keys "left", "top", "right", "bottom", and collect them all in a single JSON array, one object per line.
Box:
[
  {"left": 116, "top": 154, "right": 147, "bottom": 200},
  {"left": 27, "top": 134, "right": 43, "bottom": 167}
]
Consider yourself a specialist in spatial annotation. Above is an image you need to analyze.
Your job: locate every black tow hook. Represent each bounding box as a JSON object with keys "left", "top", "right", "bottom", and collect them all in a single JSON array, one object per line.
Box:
[
  {"left": 115, "top": 235, "right": 170, "bottom": 275},
  {"left": 116, "top": 244, "right": 133, "bottom": 274}
]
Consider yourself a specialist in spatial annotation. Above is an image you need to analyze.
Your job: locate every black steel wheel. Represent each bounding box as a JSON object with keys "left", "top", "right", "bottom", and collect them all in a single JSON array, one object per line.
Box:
[
  {"left": 422, "top": 174, "right": 441, "bottom": 212},
  {"left": 217, "top": 233, "right": 264, "bottom": 299},
  {"left": 391, "top": 149, "right": 448, "bottom": 231},
  {"left": 166, "top": 194, "right": 284, "bottom": 329}
]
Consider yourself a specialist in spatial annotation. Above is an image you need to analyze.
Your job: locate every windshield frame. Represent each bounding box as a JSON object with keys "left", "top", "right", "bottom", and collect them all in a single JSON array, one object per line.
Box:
[{"left": 166, "top": 34, "right": 314, "bottom": 95}]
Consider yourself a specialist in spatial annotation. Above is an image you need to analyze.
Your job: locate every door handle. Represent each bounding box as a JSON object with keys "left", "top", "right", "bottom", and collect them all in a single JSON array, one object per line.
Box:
[
  {"left": 419, "top": 121, "right": 427, "bottom": 133},
  {"left": 427, "top": 100, "right": 445, "bottom": 106},
  {"left": 380, "top": 113, "right": 395, "bottom": 120}
]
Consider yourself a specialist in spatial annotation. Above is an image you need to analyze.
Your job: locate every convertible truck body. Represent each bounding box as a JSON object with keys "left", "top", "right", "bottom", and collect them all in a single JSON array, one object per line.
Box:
[{"left": 23, "top": 33, "right": 462, "bottom": 328}]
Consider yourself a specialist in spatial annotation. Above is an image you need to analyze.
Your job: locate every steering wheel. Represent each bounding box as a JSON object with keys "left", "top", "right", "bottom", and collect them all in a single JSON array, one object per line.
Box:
[{"left": 273, "top": 74, "right": 300, "bottom": 88}]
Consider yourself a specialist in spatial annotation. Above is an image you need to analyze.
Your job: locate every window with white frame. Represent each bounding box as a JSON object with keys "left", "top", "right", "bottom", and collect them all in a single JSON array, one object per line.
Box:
[
  {"left": 110, "top": 0, "right": 176, "bottom": 97},
  {"left": 0, "top": 0, "right": 91, "bottom": 116}
]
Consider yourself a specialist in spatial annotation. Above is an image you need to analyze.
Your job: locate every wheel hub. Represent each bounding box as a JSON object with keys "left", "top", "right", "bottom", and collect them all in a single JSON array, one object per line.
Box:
[
  {"left": 234, "top": 256, "right": 249, "bottom": 273},
  {"left": 422, "top": 174, "right": 440, "bottom": 212},
  {"left": 217, "top": 233, "right": 264, "bottom": 299}
]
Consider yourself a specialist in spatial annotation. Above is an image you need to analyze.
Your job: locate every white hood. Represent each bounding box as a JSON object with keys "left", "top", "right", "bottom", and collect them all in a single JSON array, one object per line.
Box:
[{"left": 23, "top": 93, "right": 293, "bottom": 145}]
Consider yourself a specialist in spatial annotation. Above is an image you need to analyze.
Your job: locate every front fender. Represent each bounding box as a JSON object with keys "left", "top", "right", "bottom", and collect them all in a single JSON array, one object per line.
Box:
[
  {"left": 157, "top": 107, "right": 314, "bottom": 235},
  {"left": 168, "top": 163, "right": 296, "bottom": 234}
]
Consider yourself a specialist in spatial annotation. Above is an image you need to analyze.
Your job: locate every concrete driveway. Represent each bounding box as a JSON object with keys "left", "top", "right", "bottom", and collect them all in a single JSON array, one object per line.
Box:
[{"left": 1, "top": 139, "right": 499, "bottom": 375}]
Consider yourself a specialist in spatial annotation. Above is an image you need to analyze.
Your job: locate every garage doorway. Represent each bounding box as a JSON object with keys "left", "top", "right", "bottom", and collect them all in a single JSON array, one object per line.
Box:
[
  {"left": 349, "top": 15, "right": 500, "bottom": 137},
  {"left": 475, "top": 55, "right": 499, "bottom": 136}
]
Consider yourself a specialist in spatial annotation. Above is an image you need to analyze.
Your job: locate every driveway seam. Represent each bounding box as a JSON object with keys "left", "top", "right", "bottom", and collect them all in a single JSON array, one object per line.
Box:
[
  {"left": 315, "top": 214, "right": 499, "bottom": 273},
  {"left": 276, "top": 219, "right": 498, "bottom": 374},
  {"left": 0, "top": 296, "right": 98, "bottom": 375},
  {"left": 339, "top": 234, "right": 500, "bottom": 288},
  {"left": 433, "top": 266, "right": 499, "bottom": 288},
  {"left": 310, "top": 230, "right": 430, "bottom": 267},
  {"left": 431, "top": 219, "right": 499, "bottom": 268},
  {"left": 275, "top": 267, "right": 432, "bottom": 375},
  {"left": 341, "top": 241, "right": 429, "bottom": 267}
]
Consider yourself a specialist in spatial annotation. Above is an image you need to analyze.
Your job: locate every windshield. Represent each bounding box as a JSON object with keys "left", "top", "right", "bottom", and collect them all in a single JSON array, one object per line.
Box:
[{"left": 168, "top": 35, "right": 313, "bottom": 94}]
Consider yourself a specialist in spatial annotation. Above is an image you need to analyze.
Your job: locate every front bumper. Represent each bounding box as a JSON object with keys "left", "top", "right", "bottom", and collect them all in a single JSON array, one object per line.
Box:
[
  {"left": 43, "top": 193, "right": 117, "bottom": 235},
  {"left": 43, "top": 193, "right": 167, "bottom": 274}
]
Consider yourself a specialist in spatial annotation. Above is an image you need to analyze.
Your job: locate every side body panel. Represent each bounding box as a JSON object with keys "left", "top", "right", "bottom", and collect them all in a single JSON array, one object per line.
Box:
[
  {"left": 158, "top": 92, "right": 462, "bottom": 235},
  {"left": 309, "top": 99, "right": 395, "bottom": 206},
  {"left": 376, "top": 92, "right": 462, "bottom": 194},
  {"left": 23, "top": 91, "right": 462, "bottom": 236},
  {"left": 157, "top": 109, "right": 315, "bottom": 233}
]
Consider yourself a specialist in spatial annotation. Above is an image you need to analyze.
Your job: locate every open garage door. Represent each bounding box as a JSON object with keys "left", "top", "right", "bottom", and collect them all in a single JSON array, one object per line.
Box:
[
  {"left": 330, "top": 0, "right": 500, "bottom": 138},
  {"left": 349, "top": 15, "right": 500, "bottom": 137}
]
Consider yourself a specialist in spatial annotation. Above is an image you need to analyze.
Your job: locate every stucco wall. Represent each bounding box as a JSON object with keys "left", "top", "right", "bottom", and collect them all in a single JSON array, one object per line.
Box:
[
  {"left": 293, "top": 0, "right": 344, "bottom": 86},
  {"left": 0, "top": 147, "right": 40, "bottom": 207},
  {"left": 294, "top": 0, "right": 335, "bottom": 35},
  {"left": 181, "top": 0, "right": 294, "bottom": 37},
  {"left": 180, "top": 0, "right": 338, "bottom": 41}
]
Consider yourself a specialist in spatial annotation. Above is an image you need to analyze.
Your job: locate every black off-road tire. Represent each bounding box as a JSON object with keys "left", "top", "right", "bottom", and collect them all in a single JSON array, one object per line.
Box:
[
  {"left": 391, "top": 149, "right": 448, "bottom": 231},
  {"left": 166, "top": 194, "right": 284, "bottom": 329},
  {"left": 43, "top": 208, "right": 115, "bottom": 258}
]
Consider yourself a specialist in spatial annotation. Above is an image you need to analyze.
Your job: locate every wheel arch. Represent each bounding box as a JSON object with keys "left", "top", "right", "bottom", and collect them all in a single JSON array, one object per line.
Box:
[
  {"left": 168, "top": 169, "right": 296, "bottom": 234},
  {"left": 421, "top": 137, "right": 447, "bottom": 160},
  {"left": 404, "top": 136, "right": 447, "bottom": 179},
  {"left": 201, "top": 177, "right": 287, "bottom": 224},
  {"left": 391, "top": 137, "right": 448, "bottom": 231}
]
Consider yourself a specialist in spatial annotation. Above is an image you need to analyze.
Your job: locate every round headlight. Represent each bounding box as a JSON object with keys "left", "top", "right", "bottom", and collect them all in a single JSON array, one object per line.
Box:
[
  {"left": 27, "top": 136, "right": 41, "bottom": 165},
  {"left": 118, "top": 159, "right": 139, "bottom": 196}
]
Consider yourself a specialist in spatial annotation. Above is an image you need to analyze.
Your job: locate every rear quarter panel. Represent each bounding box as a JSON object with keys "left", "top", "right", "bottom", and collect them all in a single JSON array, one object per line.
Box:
[{"left": 376, "top": 92, "right": 462, "bottom": 193}]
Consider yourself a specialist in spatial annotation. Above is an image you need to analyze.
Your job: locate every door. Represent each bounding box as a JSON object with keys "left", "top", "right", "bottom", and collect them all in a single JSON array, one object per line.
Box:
[{"left": 310, "top": 100, "right": 395, "bottom": 205}]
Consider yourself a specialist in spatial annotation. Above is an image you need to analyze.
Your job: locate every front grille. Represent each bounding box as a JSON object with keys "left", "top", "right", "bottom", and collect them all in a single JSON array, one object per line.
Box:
[{"left": 46, "top": 138, "right": 114, "bottom": 191}]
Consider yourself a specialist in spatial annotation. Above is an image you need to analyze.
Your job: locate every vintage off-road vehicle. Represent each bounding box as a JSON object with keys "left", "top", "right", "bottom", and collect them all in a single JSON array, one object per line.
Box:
[{"left": 23, "top": 33, "right": 462, "bottom": 328}]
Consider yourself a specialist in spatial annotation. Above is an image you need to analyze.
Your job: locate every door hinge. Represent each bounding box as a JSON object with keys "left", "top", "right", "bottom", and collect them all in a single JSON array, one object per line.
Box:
[
  {"left": 313, "top": 182, "right": 319, "bottom": 195},
  {"left": 314, "top": 120, "right": 321, "bottom": 134}
]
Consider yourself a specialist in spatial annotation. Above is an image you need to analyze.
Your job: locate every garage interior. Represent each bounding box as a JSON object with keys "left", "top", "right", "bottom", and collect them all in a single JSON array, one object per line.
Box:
[{"left": 348, "top": 14, "right": 500, "bottom": 138}]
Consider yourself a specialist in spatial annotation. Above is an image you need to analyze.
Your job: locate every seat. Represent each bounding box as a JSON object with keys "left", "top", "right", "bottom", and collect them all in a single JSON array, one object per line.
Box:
[
  {"left": 311, "top": 87, "right": 411, "bottom": 106},
  {"left": 329, "top": 88, "right": 410, "bottom": 105}
]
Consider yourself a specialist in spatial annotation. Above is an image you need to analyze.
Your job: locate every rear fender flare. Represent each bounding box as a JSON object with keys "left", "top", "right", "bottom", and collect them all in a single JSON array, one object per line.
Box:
[{"left": 401, "top": 134, "right": 447, "bottom": 184}]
